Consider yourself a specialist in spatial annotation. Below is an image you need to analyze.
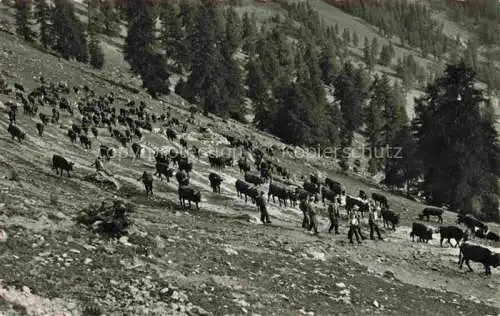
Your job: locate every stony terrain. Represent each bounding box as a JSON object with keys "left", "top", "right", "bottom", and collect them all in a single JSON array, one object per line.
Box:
[{"left": 0, "top": 9, "right": 499, "bottom": 316}]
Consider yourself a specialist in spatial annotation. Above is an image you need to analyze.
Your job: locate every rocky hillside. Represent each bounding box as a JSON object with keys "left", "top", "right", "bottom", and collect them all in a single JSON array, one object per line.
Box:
[{"left": 0, "top": 16, "right": 499, "bottom": 316}]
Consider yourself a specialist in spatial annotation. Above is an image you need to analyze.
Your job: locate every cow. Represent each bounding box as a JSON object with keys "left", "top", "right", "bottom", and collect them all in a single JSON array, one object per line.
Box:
[
  {"left": 166, "top": 128, "right": 176, "bottom": 141},
  {"left": 140, "top": 171, "right": 153, "bottom": 196},
  {"left": 235, "top": 180, "right": 257, "bottom": 203},
  {"left": 372, "top": 192, "right": 388, "bottom": 208},
  {"left": 100, "top": 145, "right": 115, "bottom": 161},
  {"left": 209, "top": 155, "right": 232, "bottom": 169},
  {"left": 39, "top": 113, "right": 50, "bottom": 125},
  {"left": 79, "top": 134, "right": 92, "bottom": 149},
  {"left": 52, "top": 154, "right": 74, "bottom": 177},
  {"left": 325, "top": 178, "right": 342, "bottom": 196},
  {"left": 457, "top": 214, "right": 488, "bottom": 237},
  {"left": 7, "top": 123, "right": 26, "bottom": 143},
  {"left": 155, "top": 162, "right": 174, "bottom": 182},
  {"left": 346, "top": 195, "right": 368, "bottom": 214},
  {"left": 192, "top": 145, "right": 200, "bottom": 159},
  {"left": 180, "top": 138, "right": 187, "bottom": 149},
  {"left": 245, "top": 172, "right": 263, "bottom": 186},
  {"left": 178, "top": 186, "right": 201, "bottom": 210},
  {"left": 439, "top": 226, "right": 468, "bottom": 248},
  {"left": 178, "top": 159, "right": 193, "bottom": 174},
  {"left": 67, "top": 129, "right": 77, "bottom": 143},
  {"left": 72, "top": 124, "right": 82, "bottom": 135},
  {"left": 268, "top": 183, "right": 290, "bottom": 207},
  {"left": 381, "top": 209, "right": 399, "bottom": 231},
  {"left": 208, "top": 172, "right": 223, "bottom": 193},
  {"left": 458, "top": 243, "right": 500, "bottom": 275},
  {"left": 476, "top": 229, "right": 500, "bottom": 242},
  {"left": 91, "top": 126, "right": 98, "bottom": 139},
  {"left": 419, "top": 207, "right": 443, "bottom": 223},
  {"left": 359, "top": 190, "right": 368, "bottom": 200},
  {"left": 321, "top": 186, "right": 338, "bottom": 205},
  {"left": 36, "top": 122, "right": 44, "bottom": 136},
  {"left": 303, "top": 181, "right": 319, "bottom": 196},
  {"left": 175, "top": 170, "right": 189, "bottom": 186},
  {"left": 14, "top": 83, "right": 25, "bottom": 92},
  {"left": 132, "top": 143, "right": 142, "bottom": 159},
  {"left": 238, "top": 158, "right": 250, "bottom": 174},
  {"left": 410, "top": 222, "right": 433, "bottom": 243}
]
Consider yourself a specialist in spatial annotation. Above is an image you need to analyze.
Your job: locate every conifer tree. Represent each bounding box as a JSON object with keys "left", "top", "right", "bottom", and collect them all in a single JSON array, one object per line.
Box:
[
  {"left": 34, "top": 0, "right": 52, "bottom": 48},
  {"left": 52, "top": 0, "right": 88, "bottom": 62},
  {"left": 413, "top": 62, "right": 499, "bottom": 219},
  {"left": 225, "top": 7, "right": 242, "bottom": 54},
  {"left": 14, "top": 0, "right": 36, "bottom": 42},
  {"left": 101, "top": 0, "right": 120, "bottom": 37},
  {"left": 241, "top": 11, "right": 257, "bottom": 55}
]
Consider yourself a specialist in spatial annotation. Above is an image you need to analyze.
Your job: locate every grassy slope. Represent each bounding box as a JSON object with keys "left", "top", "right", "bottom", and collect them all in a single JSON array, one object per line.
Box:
[{"left": 0, "top": 2, "right": 499, "bottom": 315}]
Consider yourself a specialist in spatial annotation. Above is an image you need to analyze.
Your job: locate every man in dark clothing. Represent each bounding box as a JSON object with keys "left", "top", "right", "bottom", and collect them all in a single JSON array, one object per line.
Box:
[
  {"left": 328, "top": 199, "right": 340, "bottom": 234},
  {"left": 299, "top": 199, "right": 310, "bottom": 229},
  {"left": 8, "top": 109, "right": 15, "bottom": 123},
  {"left": 368, "top": 205, "right": 383, "bottom": 240},
  {"left": 256, "top": 191, "right": 271, "bottom": 224}
]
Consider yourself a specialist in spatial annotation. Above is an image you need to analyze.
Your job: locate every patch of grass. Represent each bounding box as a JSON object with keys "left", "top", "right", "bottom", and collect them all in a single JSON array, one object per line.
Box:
[{"left": 49, "top": 193, "right": 59, "bottom": 206}]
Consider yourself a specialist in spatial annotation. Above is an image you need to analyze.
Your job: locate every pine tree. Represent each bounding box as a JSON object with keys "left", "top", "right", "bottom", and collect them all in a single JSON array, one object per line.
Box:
[
  {"left": 384, "top": 81, "right": 408, "bottom": 145},
  {"left": 241, "top": 11, "right": 257, "bottom": 55},
  {"left": 52, "top": 0, "right": 88, "bottom": 62},
  {"left": 352, "top": 31, "right": 359, "bottom": 47},
  {"left": 364, "top": 74, "right": 389, "bottom": 174},
  {"left": 225, "top": 7, "right": 242, "bottom": 54},
  {"left": 101, "top": 0, "right": 120, "bottom": 37},
  {"left": 34, "top": 0, "right": 52, "bottom": 49},
  {"left": 160, "top": 2, "right": 184, "bottom": 69},
  {"left": 14, "top": 0, "right": 36, "bottom": 42},
  {"left": 319, "top": 44, "right": 338, "bottom": 85},
  {"left": 124, "top": 0, "right": 169, "bottom": 98},
  {"left": 342, "top": 28, "right": 350, "bottom": 44},
  {"left": 87, "top": 0, "right": 104, "bottom": 35},
  {"left": 363, "top": 36, "right": 374, "bottom": 71},
  {"left": 413, "top": 62, "right": 499, "bottom": 219},
  {"left": 379, "top": 44, "right": 393, "bottom": 67},
  {"left": 88, "top": 36, "right": 104, "bottom": 69}
]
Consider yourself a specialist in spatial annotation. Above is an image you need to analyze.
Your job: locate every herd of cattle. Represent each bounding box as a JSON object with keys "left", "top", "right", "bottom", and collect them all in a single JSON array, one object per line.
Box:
[{"left": 2, "top": 78, "right": 499, "bottom": 275}]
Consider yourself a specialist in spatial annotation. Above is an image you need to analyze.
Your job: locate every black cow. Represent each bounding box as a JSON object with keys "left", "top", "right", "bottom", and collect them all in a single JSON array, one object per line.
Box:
[
  {"left": 175, "top": 171, "right": 189, "bottom": 186},
  {"left": 166, "top": 128, "right": 176, "bottom": 141},
  {"left": 238, "top": 158, "right": 251, "bottom": 174},
  {"left": 439, "top": 226, "right": 468, "bottom": 248},
  {"left": 303, "top": 181, "right": 319, "bottom": 195},
  {"left": 410, "top": 222, "right": 433, "bottom": 243},
  {"left": 372, "top": 193, "right": 388, "bottom": 208},
  {"left": 140, "top": 171, "right": 153, "bottom": 196},
  {"left": 459, "top": 243, "right": 500, "bottom": 275},
  {"left": 72, "top": 124, "right": 82, "bottom": 135},
  {"left": 91, "top": 126, "right": 98, "bottom": 139},
  {"left": 419, "top": 207, "right": 443, "bottom": 223},
  {"left": 178, "top": 186, "right": 201, "bottom": 210},
  {"left": 155, "top": 162, "right": 174, "bottom": 182},
  {"left": 100, "top": 145, "right": 114, "bottom": 161},
  {"left": 67, "top": 129, "right": 77, "bottom": 143},
  {"left": 208, "top": 172, "right": 223, "bottom": 193},
  {"left": 192, "top": 145, "right": 200, "bottom": 159},
  {"left": 268, "top": 183, "right": 291, "bottom": 207},
  {"left": 178, "top": 159, "right": 193, "bottom": 174},
  {"left": 476, "top": 230, "right": 500, "bottom": 242},
  {"left": 321, "top": 186, "right": 338, "bottom": 205},
  {"left": 381, "top": 209, "right": 399, "bottom": 231},
  {"left": 180, "top": 138, "right": 187, "bottom": 149},
  {"left": 132, "top": 143, "right": 142, "bottom": 159},
  {"left": 208, "top": 155, "right": 232, "bottom": 169},
  {"left": 359, "top": 190, "right": 368, "bottom": 200},
  {"left": 79, "top": 134, "right": 92, "bottom": 149},
  {"left": 7, "top": 123, "right": 26, "bottom": 142},
  {"left": 14, "top": 83, "right": 25, "bottom": 92},
  {"left": 245, "top": 172, "right": 263, "bottom": 186},
  {"left": 325, "top": 178, "right": 342, "bottom": 196},
  {"left": 35, "top": 122, "right": 44, "bottom": 137},
  {"left": 346, "top": 195, "right": 368, "bottom": 216},
  {"left": 52, "top": 155, "right": 74, "bottom": 177},
  {"left": 235, "top": 180, "right": 258, "bottom": 203},
  {"left": 457, "top": 214, "right": 488, "bottom": 237},
  {"left": 39, "top": 113, "right": 50, "bottom": 125}
]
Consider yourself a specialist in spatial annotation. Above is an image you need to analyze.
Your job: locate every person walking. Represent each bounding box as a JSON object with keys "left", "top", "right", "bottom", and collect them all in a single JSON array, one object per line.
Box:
[
  {"left": 368, "top": 205, "right": 383, "bottom": 240},
  {"left": 256, "top": 191, "right": 271, "bottom": 224},
  {"left": 299, "top": 199, "right": 310, "bottom": 229},
  {"left": 308, "top": 202, "right": 319, "bottom": 235},
  {"left": 348, "top": 211, "right": 362, "bottom": 244},
  {"left": 328, "top": 199, "right": 340, "bottom": 234}
]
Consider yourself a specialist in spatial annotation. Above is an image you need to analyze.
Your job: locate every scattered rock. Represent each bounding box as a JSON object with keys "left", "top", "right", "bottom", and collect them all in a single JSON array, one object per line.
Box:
[
  {"left": 373, "top": 300, "right": 379, "bottom": 308},
  {"left": 22, "top": 286, "right": 31, "bottom": 295},
  {"left": 0, "top": 229, "right": 7, "bottom": 242},
  {"left": 335, "top": 282, "right": 346, "bottom": 288},
  {"left": 83, "top": 258, "right": 92, "bottom": 265},
  {"left": 224, "top": 247, "right": 238, "bottom": 256}
]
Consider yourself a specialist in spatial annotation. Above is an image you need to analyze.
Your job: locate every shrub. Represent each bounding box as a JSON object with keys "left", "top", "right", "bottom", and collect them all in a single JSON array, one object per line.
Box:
[{"left": 75, "top": 200, "right": 134, "bottom": 238}]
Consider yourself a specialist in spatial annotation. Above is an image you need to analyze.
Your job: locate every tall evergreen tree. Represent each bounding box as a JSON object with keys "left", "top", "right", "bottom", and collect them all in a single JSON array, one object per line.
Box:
[
  {"left": 101, "top": 0, "right": 120, "bottom": 37},
  {"left": 319, "top": 44, "right": 338, "bottom": 85},
  {"left": 14, "top": 0, "right": 36, "bottom": 42},
  {"left": 160, "top": 1, "right": 185, "bottom": 69},
  {"left": 124, "top": 0, "right": 169, "bottom": 98},
  {"left": 34, "top": 0, "right": 52, "bottom": 48},
  {"left": 413, "top": 62, "right": 499, "bottom": 220},
  {"left": 52, "top": 0, "right": 88, "bottom": 62},
  {"left": 225, "top": 7, "right": 242, "bottom": 54},
  {"left": 88, "top": 36, "right": 104, "bottom": 69},
  {"left": 241, "top": 11, "right": 257, "bottom": 55}
]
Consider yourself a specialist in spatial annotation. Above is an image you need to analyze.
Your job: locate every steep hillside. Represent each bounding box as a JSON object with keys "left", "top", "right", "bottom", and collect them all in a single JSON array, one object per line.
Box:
[{"left": 1, "top": 17, "right": 500, "bottom": 316}]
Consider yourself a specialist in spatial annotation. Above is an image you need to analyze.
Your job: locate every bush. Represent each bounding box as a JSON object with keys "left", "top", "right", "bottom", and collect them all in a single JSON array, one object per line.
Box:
[
  {"left": 8, "top": 169, "right": 19, "bottom": 181},
  {"left": 75, "top": 200, "right": 134, "bottom": 238}
]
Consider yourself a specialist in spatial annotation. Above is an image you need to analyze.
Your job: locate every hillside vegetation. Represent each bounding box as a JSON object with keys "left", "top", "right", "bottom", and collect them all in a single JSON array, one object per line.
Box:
[{"left": 0, "top": 0, "right": 499, "bottom": 314}]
